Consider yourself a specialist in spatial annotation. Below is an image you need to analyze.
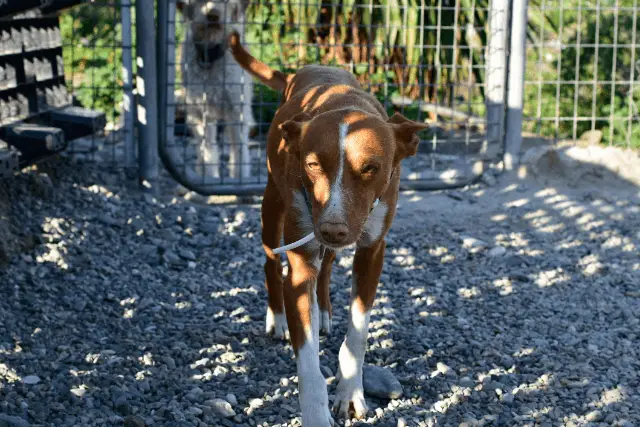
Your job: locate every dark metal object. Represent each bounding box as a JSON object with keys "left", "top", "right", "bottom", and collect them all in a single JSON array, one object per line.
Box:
[
  {"left": 47, "top": 105, "right": 106, "bottom": 141},
  {"left": 0, "top": 0, "right": 86, "bottom": 18},
  {"left": 0, "top": 123, "right": 66, "bottom": 166},
  {"left": 136, "top": 0, "right": 158, "bottom": 187},
  {"left": 41, "top": 0, "right": 87, "bottom": 15},
  {"left": 0, "top": 139, "right": 19, "bottom": 179}
]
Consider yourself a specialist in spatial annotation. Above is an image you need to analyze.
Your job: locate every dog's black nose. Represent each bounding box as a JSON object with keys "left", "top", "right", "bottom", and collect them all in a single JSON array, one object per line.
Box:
[{"left": 319, "top": 222, "right": 349, "bottom": 245}]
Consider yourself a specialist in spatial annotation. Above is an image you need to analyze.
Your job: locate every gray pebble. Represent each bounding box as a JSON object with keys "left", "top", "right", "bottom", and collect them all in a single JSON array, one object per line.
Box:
[
  {"left": 22, "top": 376, "right": 41, "bottom": 385},
  {"left": 363, "top": 365, "right": 403, "bottom": 399},
  {"left": 487, "top": 246, "right": 507, "bottom": 257},
  {"left": 70, "top": 388, "right": 86, "bottom": 398},
  {"left": 123, "top": 415, "right": 146, "bottom": 427},
  {"left": 204, "top": 399, "right": 235, "bottom": 418},
  {"left": 459, "top": 377, "right": 474, "bottom": 388},
  {"left": 162, "top": 250, "right": 183, "bottom": 266},
  {"left": 320, "top": 365, "right": 334, "bottom": 378},
  {"left": 178, "top": 249, "right": 197, "bottom": 261},
  {"left": 225, "top": 394, "right": 237, "bottom": 406},
  {"left": 0, "top": 414, "right": 30, "bottom": 427}
]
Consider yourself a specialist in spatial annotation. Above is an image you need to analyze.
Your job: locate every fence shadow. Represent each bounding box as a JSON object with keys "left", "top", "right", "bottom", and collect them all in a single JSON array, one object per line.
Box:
[{"left": 0, "top": 149, "right": 638, "bottom": 426}]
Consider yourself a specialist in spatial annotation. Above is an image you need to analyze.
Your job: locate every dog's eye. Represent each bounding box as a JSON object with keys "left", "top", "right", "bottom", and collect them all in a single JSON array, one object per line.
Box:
[
  {"left": 306, "top": 161, "right": 321, "bottom": 172},
  {"left": 361, "top": 164, "right": 379, "bottom": 176}
]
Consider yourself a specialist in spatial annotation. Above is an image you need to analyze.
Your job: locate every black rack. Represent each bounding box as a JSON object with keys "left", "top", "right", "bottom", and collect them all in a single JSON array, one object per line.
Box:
[{"left": 0, "top": 0, "right": 106, "bottom": 174}]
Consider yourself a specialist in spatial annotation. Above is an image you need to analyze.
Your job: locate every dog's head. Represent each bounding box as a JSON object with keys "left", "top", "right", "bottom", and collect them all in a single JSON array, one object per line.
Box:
[
  {"left": 280, "top": 109, "right": 427, "bottom": 249},
  {"left": 177, "top": 0, "right": 249, "bottom": 66}
]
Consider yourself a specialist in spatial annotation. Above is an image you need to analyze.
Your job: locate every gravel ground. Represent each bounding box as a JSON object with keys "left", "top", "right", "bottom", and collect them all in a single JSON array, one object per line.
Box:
[{"left": 1, "top": 155, "right": 639, "bottom": 427}]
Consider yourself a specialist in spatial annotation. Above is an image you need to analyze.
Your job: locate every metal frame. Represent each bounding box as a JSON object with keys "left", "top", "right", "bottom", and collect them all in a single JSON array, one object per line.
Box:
[
  {"left": 504, "top": 0, "right": 528, "bottom": 170},
  {"left": 157, "top": 0, "right": 507, "bottom": 195},
  {"left": 136, "top": 0, "right": 159, "bottom": 187},
  {"left": 121, "top": 0, "right": 137, "bottom": 175}
]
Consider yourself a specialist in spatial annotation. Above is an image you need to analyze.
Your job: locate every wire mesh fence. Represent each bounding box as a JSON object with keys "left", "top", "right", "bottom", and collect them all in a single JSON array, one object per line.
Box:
[
  {"left": 4, "top": 1, "right": 639, "bottom": 191},
  {"left": 59, "top": 0, "right": 136, "bottom": 169},
  {"left": 158, "top": 0, "right": 506, "bottom": 194},
  {"left": 523, "top": 0, "right": 640, "bottom": 148}
]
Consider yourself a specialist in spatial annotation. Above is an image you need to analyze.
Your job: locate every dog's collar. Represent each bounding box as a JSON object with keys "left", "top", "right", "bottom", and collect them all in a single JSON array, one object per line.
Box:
[
  {"left": 271, "top": 169, "right": 394, "bottom": 256},
  {"left": 195, "top": 43, "right": 226, "bottom": 69}
]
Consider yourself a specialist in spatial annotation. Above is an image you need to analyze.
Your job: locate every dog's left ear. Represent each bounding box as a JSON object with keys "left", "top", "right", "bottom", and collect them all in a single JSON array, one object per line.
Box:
[{"left": 387, "top": 113, "right": 428, "bottom": 162}]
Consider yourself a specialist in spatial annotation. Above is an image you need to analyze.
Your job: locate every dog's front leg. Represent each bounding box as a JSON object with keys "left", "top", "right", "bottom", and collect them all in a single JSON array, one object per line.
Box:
[
  {"left": 334, "top": 239, "right": 385, "bottom": 420},
  {"left": 199, "top": 121, "right": 220, "bottom": 178},
  {"left": 226, "top": 113, "right": 252, "bottom": 180},
  {"left": 284, "top": 248, "right": 334, "bottom": 427}
]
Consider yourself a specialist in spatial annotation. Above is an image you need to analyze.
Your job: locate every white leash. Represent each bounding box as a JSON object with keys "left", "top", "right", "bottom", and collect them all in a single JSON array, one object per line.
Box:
[
  {"left": 271, "top": 199, "right": 379, "bottom": 255},
  {"left": 272, "top": 232, "right": 316, "bottom": 255}
]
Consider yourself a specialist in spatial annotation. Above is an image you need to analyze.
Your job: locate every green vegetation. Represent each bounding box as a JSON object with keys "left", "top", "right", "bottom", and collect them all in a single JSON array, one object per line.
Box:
[
  {"left": 60, "top": 3, "right": 129, "bottom": 123},
  {"left": 59, "top": 1, "right": 639, "bottom": 147},
  {"left": 244, "top": 0, "right": 490, "bottom": 120},
  {"left": 523, "top": 1, "right": 640, "bottom": 147}
]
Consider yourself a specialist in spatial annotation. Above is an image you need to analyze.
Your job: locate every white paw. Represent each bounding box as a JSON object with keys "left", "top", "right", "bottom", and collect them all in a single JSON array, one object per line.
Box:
[
  {"left": 320, "top": 310, "right": 332, "bottom": 335},
  {"left": 265, "top": 307, "right": 288, "bottom": 339},
  {"left": 300, "top": 384, "right": 334, "bottom": 427},
  {"left": 332, "top": 378, "right": 368, "bottom": 420},
  {"left": 301, "top": 400, "right": 334, "bottom": 427}
]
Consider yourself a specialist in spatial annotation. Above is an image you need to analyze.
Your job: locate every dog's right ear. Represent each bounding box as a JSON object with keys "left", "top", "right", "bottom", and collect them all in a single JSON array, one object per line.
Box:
[{"left": 278, "top": 112, "right": 311, "bottom": 156}]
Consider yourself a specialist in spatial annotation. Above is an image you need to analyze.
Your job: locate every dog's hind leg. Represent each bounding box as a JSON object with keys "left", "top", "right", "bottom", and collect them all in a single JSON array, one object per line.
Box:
[
  {"left": 316, "top": 250, "right": 335, "bottom": 335},
  {"left": 261, "top": 175, "right": 287, "bottom": 339}
]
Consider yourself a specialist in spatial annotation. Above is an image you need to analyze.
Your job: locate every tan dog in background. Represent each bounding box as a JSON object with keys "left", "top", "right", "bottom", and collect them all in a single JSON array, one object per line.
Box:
[
  {"left": 230, "top": 32, "right": 427, "bottom": 426},
  {"left": 177, "top": 0, "right": 254, "bottom": 179}
]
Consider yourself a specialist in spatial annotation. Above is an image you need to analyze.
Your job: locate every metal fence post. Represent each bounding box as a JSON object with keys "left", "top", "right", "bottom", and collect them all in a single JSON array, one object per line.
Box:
[
  {"left": 485, "top": 0, "right": 509, "bottom": 153},
  {"left": 121, "top": 0, "right": 136, "bottom": 176},
  {"left": 504, "top": 0, "right": 529, "bottom": 170},
  {"left": 135, "top": 0, "right": 159, "bottom": 188},
  {"left": 157, "top": 0, "right": 175, "bottom": 180}
]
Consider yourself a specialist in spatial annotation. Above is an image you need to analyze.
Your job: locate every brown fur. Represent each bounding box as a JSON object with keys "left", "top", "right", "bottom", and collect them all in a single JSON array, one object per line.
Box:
[
  {"left": 229, "top": 30, "right": 426, "bottom": 352},
  {"left": 229, "top": 31, "right": 427, "bottom": 422}
]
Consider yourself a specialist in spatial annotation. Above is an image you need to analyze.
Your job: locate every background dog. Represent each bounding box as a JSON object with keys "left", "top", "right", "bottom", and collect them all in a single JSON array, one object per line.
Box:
[{"left": 177, "top": 0, "right": 255, "bottom": 180}]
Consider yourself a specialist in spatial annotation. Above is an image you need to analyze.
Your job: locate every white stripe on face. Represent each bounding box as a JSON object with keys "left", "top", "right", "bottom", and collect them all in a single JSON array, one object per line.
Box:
[{"left": 323, "top": 122, "right": 349, "bottom": 221}]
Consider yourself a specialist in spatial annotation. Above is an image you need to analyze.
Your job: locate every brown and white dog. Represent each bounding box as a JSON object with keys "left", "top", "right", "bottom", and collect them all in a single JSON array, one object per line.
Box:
[{"left": 229, "top": 33, "right": 427, "bottom": 426}]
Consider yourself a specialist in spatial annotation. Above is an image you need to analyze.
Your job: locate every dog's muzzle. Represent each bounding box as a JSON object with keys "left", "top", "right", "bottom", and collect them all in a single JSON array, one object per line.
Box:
[{"left": 195, "top": 42, "right": 226, "bottom": 68}]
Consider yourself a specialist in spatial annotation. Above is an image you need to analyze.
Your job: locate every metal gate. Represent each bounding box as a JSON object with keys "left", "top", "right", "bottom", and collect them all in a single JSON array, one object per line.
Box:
[{"left": 157, "top": 0, "right": 512, "bottom": 195}]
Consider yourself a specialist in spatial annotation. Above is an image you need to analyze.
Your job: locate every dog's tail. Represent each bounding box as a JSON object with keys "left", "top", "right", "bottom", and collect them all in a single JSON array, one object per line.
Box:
[{"left": 229, "top": 31, "right": 288, "bottom": 93}]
